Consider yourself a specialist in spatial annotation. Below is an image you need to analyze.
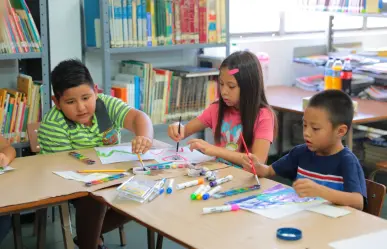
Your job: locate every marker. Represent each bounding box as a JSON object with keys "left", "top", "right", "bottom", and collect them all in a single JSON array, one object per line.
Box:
[
  {"left": 209, "top": 175, "right": 233, "bottom": 187},
  {"left": 196, "top": 185, "right": 211, "bottom": 200},
  {"left": 190, "top": 185, "right": 206, "bottom": 200},
  {"left": 148, "top": 178, "right": 166, "bottom": 202},
  {"left": 148, "top": 188, "right": 164, "bottom": 202},
  {"left": 202, "top": 204, "right": 240, "bottom": 214},
  {"left": 202, "top": 186, "right": 222, "bottom": 200},
  {"left": 69, "top": 151, "right": 96, "bottom": 165},
  {"left": 176, "top": 178, "right": 204, "bottom": 190},
  {"left": 167, "top": 179, "right": 175, "bottom": 194},
  {"left": 85, "top": 173, "right": 126, "bottom": 186}
]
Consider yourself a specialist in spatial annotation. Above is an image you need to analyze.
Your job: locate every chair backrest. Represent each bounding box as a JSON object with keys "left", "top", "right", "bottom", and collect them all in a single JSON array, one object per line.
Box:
[
  {"left": 27, "top": 122, "right": 41, "bottom": 153},
  {"left": 365, "top": 179, "right": 386, "bottom": 217}
]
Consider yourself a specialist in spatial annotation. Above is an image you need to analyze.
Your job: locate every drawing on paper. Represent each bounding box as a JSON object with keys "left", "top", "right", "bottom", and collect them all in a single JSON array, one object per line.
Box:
[
  {"left": 94, "top": 146, "right": 155, "bottom": 164},
  {"left": 160, "top": 154, "right": 188, "bottom": 162}
]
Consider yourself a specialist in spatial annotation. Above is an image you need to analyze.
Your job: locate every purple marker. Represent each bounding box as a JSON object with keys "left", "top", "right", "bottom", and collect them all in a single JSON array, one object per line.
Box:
[{"left": 209, "top": 175, "right": 233, "bottom": 187}]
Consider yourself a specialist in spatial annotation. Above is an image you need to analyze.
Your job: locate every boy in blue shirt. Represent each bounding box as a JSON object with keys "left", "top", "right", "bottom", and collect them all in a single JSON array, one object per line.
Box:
[{"left": 244, "top": 90, "right": 366, "bottom": 210}]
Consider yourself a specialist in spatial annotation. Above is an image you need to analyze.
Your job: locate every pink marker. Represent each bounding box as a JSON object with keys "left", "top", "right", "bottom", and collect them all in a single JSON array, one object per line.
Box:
[{"left": 202, "top": 204, "right": 240, "bottom": 214}]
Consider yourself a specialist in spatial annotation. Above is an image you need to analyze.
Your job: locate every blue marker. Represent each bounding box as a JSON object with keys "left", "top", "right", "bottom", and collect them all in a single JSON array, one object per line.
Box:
[
  {"left": 148, "top": 178, "right": 166, "bottom": 202},
  {"left": 166, "top": 179, "right": 174, "bottom": 194}
]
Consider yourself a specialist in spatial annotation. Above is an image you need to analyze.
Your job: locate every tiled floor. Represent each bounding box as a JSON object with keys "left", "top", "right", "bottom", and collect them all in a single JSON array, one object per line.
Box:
[{"left": 1, "top": 127, "right": 387, "bottom": 249}]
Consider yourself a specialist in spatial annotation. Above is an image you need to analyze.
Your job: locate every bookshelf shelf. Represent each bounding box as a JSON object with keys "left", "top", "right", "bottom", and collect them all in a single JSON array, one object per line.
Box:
[
  {"left": 0, "top": 52, "right": 42, "bottom": 61},
  {"left": 0, "top": 0, "right": 51, "bottom": 157},
  {"left": 81, "top": 0, "right": 230, "bottom": 94},
  {"left": 86, "top": 43, "right": 228, "bottom": 54}
]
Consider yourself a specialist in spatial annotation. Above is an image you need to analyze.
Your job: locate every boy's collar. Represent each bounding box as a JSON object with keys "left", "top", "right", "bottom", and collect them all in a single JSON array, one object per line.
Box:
[{"left": 63, "top": 98, "right": 113, "bottom": 132}]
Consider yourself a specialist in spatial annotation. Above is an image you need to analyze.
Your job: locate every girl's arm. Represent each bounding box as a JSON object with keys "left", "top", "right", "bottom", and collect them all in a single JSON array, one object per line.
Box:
[
  {"left": 188, "top": 138, "right": 271, "bottom": 169},
  {"left": 0, "top": 135, "right": 16, "bottom": 166},
  {"left": 183, "top": 118, "right": 207, "bottom": 138},
  {"left": 168, "top": 118, "right": 207, "bottom": 141},
  {"left": 213, "top": 138, "right": 271, "bottom": 168}
]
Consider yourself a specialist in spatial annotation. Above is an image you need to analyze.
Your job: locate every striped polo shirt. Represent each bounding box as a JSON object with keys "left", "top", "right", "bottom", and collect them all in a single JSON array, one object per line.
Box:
[
  {"left": 38, "top": 94, "right": 131, "bottom": 154},
  {"left": 272, "top": 144, "right": 367, "bottom": 200}
]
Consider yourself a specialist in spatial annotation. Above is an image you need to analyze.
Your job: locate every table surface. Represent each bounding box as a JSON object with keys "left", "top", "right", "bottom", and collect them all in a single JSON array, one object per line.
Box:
[
  {"left": 92, "top": 167, "right": 387, "bottom": 249},
  {"left": 0, "top": 140, "right": 227, "bottom": 214},
  {"left": 266, "top": 86, "right": 387, "bottom": 124}
]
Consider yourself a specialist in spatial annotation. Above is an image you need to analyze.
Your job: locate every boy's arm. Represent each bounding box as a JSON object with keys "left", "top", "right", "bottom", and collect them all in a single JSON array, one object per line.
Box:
[
  {"left": 293, "top": 179, "right": 364, "bottom": 210},
  {"left": 0, "top": 135, "right": 16, "bottom": 166},
  {"left": 123, "top": 109, "right": 153, "bottom": 139}
]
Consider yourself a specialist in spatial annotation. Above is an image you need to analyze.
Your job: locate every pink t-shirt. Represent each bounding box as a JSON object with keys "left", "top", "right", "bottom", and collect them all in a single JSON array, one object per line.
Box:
[{"left": 197, "top": 103, "right": 274, "bottom": 153}]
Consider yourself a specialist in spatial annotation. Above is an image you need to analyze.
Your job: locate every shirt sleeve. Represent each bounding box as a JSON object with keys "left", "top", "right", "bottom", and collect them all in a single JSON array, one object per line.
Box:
[
  {"left": 272, "top": 145, "right": 305, "bottom": 180},
  {"left": 38, "top": 120, "right": 72, "bottom": 154},
  {"left": 197, "top": 103, "right": 217, "bottom": 128},
  {"left": 254, "top": 108, "right": 275, "bottom": 143},
  {"left": 341, "top": 153, "right": 367, "bottom": 199},
  {"left": 101, "top": 94, "right": 132, "bottom": 129}
]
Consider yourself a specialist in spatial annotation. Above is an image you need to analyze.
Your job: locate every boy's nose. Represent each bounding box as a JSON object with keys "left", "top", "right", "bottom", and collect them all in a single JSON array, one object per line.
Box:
[{"left": 76, "top": 103, "right": 86, "bottom": 112}]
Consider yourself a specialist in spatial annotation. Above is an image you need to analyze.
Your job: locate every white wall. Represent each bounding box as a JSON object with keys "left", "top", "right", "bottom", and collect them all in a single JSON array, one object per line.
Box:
[
  {"left": 48, "top": 0, "right": 82, "bottom": 68},
  {"left": 205, "top": 30, "right": 387, "bottom": 87}
]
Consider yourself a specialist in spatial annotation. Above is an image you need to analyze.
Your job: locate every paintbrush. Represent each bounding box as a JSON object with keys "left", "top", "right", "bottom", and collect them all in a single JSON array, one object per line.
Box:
[
  {"left": 137, "top": 153, "right": 146, "bottom": 171},
  {"left": 176, "top": 116, "right": 182, "bottom": 153},
  {"left": 240, "top": 135, "right": 261, "bottom": 186}
]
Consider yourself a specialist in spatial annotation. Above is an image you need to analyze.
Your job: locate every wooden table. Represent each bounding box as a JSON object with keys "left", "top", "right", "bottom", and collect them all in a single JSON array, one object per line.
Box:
[
  {"left": 91, "top": 167, "right": 387, "bottom": 249},
  {"left": 266, "top": 86, "right": 387, "bottom": 153},
  {"left": 0, "top": 139, "right": 228, "bottom": 249}
]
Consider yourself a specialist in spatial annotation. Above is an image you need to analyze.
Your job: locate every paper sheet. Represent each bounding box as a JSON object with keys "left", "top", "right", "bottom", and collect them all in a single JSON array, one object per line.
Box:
[
  {"left": 306, "top": 204, "right": 351, "bottom": 218},
  {"left": 329, "top": 229, "right": 387, "bottom": 249},
  {"left": 151, "top": 147, "right": 215, "bottom": 164},
  {"left": 242, "top": 205, "right": 305, "bottom": 219},
  {"left": 0, "top": 166, "right": 15, "bottom": 175},
  {"left": 95, "top": 145, "right": 156, "bottom": 164},
  {"left": 53, "top": 171, "right": 109, "bottom": 182}
]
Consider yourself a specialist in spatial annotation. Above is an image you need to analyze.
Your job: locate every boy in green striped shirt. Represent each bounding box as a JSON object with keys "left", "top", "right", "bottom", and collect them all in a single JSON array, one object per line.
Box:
[{"left": 38, "top": 59, "right": 154, "bottom": 249}]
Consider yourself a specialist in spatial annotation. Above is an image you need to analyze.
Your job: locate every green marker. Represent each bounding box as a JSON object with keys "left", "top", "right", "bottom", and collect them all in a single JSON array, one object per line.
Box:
[{"left": 191, "top": 185, "right": 206, "bottom": 200}]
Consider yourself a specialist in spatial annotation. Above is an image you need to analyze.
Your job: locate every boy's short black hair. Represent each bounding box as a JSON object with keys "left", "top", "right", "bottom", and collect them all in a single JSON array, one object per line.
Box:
[
  {"left": 51, "top": 59, "right": 94, "bottom": 99},
  {"left": 308, "top": 90, "right": 354, "bottom": 130}
]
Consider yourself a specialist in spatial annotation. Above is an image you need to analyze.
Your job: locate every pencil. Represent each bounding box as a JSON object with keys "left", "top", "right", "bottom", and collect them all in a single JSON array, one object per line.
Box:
[
  {"left": 240, "top": 135, "right": 261, "bottom": 186},
  {"left": 176, "top": 116, "right": 182, "bottom": 153},
  {"left": 77, "top": 169, "right": 127, "bottom": 173}
]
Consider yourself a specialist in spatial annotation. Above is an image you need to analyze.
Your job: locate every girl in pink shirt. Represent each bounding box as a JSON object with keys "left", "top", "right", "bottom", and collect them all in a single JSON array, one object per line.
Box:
[{"left": 168, "top": 51, "right": 277, "bottom": 169}]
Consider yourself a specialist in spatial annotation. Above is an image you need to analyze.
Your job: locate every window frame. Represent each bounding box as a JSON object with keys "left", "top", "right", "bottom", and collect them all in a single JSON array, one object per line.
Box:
[{"left": 229, "top": 10, "right": 387, "bottom": 38}]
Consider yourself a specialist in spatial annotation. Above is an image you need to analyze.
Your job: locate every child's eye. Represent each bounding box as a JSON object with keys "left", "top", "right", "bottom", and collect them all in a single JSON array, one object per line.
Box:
[
  {"left": 66, "top": 101, "right": 74, "bottom": 105},
  {"left": 312, "top": 128, "right": 320, "bottom": 131},
  {"left": 82, "top": 96, "right": 90, "bottom": 101},
  {"left": 229, "top": 86, "right": 236, "bottom": 89}
]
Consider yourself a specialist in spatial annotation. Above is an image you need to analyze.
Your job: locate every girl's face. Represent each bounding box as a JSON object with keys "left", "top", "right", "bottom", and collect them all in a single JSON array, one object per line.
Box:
[{"left": 219, "top": 68, "right": 240, "bottom": 108}]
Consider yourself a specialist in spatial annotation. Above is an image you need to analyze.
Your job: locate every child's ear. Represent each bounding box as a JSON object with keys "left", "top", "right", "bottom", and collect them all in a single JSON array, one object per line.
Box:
[
  {"left": 52, "top": 96, "right": 60, "bottom": 110},
  {"left": 336, "top": 124, "right": 348, "bottom": 138},
  {"left": 93, "top": 84, "right": 99, "bottom": 95}
]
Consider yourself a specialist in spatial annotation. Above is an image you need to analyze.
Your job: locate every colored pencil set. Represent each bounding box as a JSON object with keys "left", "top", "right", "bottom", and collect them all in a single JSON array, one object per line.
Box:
[{"left": 85, "top": 173, "right": 126, "bottom": 187}]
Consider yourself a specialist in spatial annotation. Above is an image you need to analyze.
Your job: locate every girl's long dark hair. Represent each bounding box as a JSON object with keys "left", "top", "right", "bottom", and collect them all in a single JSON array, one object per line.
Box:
[{"left": 214, "top": 51, "right": 277, "bottom": 152}]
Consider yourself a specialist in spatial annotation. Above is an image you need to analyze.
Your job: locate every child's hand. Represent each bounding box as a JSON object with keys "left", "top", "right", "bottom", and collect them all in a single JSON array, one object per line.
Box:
[
  {"left": 0, "top": 153, "right": 10, "bottom": 167},
  {"left": 131, "top": 136, "right": 152, "bottom": 154},
  {"left": 168, "top": 123, "right": 185, "bottom": 142},
  {"left": 242, "top": 153, "right": 266, "bottom": 176},
  {"left": 293, "top": 178, "right": 322, "bottom": 198},
  {"left": 187, "top": 139, "right": 217, "bottom": 157}
]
